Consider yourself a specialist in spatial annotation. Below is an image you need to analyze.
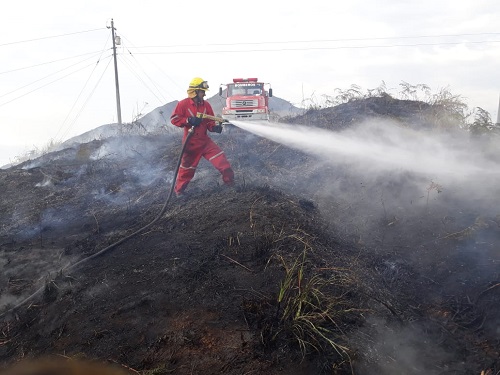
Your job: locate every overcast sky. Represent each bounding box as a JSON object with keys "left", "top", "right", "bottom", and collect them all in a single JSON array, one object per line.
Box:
[{"left": 1, "top": 0, "right": 499, "bottom": 166}]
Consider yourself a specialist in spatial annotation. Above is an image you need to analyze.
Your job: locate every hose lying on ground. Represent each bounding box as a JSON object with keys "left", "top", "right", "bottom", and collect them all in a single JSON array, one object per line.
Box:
[{"left": 0, "top": 130, "right": 194, "bottom": 319}]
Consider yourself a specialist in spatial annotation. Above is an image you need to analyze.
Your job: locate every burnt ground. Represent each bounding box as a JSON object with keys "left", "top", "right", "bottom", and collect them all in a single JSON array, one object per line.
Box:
[{"left": 0, "top": 96, "right": 499, "bottom": 374}]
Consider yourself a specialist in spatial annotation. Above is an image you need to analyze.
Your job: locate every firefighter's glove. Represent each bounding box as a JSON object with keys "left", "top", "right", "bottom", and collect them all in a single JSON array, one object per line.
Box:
[
  {"left": 187, "top": 117, "right": 202, "bottom": 127},
  {"left": 212, "top": 124, "right": 223, "bottom": 133}
]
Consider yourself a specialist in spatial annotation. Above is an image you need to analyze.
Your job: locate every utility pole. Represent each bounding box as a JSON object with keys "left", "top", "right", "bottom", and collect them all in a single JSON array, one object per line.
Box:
[{"left": 109, "top": 19, "right": 122, "bottom": 125}]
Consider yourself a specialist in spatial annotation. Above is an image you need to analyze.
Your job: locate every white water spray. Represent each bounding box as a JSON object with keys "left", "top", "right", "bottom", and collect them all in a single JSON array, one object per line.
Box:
[{"left": 230, "top": 119, "right": 500, "bottom": 181}]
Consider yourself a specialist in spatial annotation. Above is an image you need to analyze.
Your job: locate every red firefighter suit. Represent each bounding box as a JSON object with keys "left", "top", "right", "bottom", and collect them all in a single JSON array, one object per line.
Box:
[{"left": 170, "top": 97, "right": 234, "bottom": 195}]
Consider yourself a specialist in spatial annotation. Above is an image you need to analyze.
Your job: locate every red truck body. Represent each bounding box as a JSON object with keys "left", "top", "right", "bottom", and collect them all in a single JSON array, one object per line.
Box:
[{"left": 219, "top": 78, "right": 272, "bottom": 121}]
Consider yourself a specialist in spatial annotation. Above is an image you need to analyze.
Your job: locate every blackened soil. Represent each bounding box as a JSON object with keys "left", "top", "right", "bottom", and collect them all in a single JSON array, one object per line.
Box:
[{"left": 0, "top": 97, "right": 498, "bottom": 375}]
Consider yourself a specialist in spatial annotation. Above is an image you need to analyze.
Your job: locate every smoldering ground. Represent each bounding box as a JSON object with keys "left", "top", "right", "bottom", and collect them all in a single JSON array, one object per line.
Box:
[
  {"left": 0, "top": 133, "right": 181, "bottom": 312},
  {"left": 229, "top": 118, "right": 500, "bottom": 373},
  {"left": 0, "top": 102, "right": 498, "bottom": 373}
]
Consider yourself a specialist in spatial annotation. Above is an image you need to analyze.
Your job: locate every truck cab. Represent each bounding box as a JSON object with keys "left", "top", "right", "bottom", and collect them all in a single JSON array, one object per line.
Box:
[{"left": 219, "top": 78, "right": 272, "bottom": 121}]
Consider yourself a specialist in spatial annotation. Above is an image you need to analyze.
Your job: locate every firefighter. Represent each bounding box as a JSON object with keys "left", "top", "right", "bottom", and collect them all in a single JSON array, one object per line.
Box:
[{"left": 170, "top": 77, "right": 234, "bottom": 197}]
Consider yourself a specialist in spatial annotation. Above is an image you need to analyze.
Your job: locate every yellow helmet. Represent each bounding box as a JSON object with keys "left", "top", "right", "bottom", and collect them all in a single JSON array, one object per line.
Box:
[{"left": 188, "top": 77, "right": 209, "bottom": 91}]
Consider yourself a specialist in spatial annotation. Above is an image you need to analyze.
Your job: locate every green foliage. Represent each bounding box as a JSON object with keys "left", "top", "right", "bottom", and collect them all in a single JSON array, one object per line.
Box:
[
  {"left": 143, "top": 365, "right": 174, "bottom": 375},
  {"left": 273, "top": 250, "right": 355, "bottom": 358}
]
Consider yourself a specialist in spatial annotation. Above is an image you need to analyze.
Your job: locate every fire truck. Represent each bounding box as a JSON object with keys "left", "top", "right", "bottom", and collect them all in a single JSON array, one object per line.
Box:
[{"left": 218, "top": 78, "right": 273, "bottom": 121}]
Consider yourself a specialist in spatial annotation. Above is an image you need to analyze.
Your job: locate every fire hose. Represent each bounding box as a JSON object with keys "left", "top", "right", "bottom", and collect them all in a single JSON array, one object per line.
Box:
[
  {"left": 0, "top": 128, "right": 196, "bottom": 319},
  {"left": 196, "top": 112, "right": 232, "bottom": 126}
]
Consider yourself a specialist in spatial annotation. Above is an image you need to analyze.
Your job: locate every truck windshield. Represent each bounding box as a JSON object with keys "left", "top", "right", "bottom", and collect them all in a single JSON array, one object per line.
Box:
[{"left": 228, "top": 83, "right": 264, "bottom": 96}]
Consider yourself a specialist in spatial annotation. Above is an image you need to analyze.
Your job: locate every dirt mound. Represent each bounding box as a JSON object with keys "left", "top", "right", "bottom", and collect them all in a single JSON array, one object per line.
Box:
[
  {"left": 1, "top": 97, "right": 499, "bottom": 374},
  {"left": 290, "top": 95, "right": 453, "bottom": 131}
]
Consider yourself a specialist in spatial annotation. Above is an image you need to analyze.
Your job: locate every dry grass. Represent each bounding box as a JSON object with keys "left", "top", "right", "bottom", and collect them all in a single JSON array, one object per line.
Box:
[{"left": 273, "top": 249, "right": 355, "bottom": 358}]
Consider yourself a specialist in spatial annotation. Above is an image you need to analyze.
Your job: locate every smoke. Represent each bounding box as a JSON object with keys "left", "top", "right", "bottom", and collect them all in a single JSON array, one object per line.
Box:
[
  {"left": 354, "top": 317, "right": 454, "bottom": 375},
  {"left": 232, "top": 119, "right": 500, "bottom": 212},
  {"left": 230, "top": 119, "right": 499, "bottom": 373},
  {"left": 90, "top": 136, "right": 158, "bottom": 161},
  {"left": 0, "top": 245, "right": 78, "bottom": 310},
  {"left": 81, "top": 135, "right": 174, "bottom": 205},
  {"left": 233, "top": 119, "right": 499, "bottom": 180}
]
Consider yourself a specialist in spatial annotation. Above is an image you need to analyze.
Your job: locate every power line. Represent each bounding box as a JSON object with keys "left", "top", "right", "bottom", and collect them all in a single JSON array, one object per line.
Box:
[
  {"left": 0, "top": 52, "right": 105, "bottom": 99},
  {"left": 0, "top": 28, "right": 106, "bottom": 47},
  {"left": 54, "top": 32, "right": 112, "bottom": 141},
  {"left": 128, "top": 39, "right": 500, "bottom": 55},
  {"left": 0, "top": 61, "right": 99, "bottom": 108},
  {"left": 120, "top": 49, "right": 168, "bottom": 104},
  {"left": 119, "top": 34, "right": 183, "bottom": 98},
  {"left": 53, "top": 54, "right": 112, "bottom": 141},
  {"left": 118, "top": 55, "right": 163, "bottom": 105},
  {"left": 0, "top": 50, "right": 109, "bottom": 75},
  {"left": 59, "top": 57, "right": 113, "bottom": 141},
  {"left": 126, "top": 32, "right": 500, "bottom": 49}
]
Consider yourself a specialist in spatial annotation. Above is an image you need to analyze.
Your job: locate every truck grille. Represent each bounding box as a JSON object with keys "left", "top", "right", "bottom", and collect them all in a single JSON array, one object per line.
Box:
[{"left": 230, "top": 99, "right": 258, "bottom": 108}]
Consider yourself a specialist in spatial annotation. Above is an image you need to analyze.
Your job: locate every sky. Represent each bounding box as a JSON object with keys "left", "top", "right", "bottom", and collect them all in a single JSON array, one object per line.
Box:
[{"left": 1, "top": 0, "right": 500, "bottom": 167}]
